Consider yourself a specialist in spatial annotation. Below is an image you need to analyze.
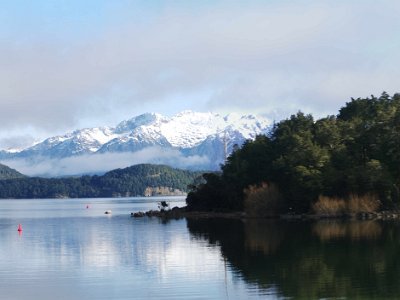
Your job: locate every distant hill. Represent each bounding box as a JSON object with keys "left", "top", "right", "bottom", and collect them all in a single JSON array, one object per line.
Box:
[
  {"left": 0, "top": 163, "right": 26, "bottom": 180},
  {"left": 0, "top": 163, "right": 203, "bottom": 199}
]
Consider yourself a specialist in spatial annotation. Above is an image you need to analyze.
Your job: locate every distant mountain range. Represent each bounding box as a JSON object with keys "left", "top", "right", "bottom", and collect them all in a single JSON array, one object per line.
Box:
[{"left": 0, "top": 111, "right": 270, "bottom": 176}]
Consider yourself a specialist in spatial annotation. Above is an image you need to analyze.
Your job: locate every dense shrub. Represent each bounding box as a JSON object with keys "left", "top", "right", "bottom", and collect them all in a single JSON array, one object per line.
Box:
[
  {"left": 244, "top": 182, "right": 283, "bottom": 217},
  {"left": 312, "top": 194, "right": 381, "bottom": 215},
  {"left": 347, "top": 193, "right": 381, "bottom": 213},
  {"left": 311, "top": 196, "right": 347, "bottom": 216}
]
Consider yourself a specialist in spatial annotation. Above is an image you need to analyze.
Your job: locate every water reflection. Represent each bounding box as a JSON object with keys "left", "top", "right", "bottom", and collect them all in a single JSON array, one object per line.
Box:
[
  {"left": 187, "top": 218, "right": 400, "bottom": 299},
  {"left": 312, "top": 220, "right": 383, "bottom": 241},
  {"left": 2, "top": 198, "right": 400, "bottom": 299},
  {"left": 244, "top": 220, "right": 284, "bottom": 254},
  {"left": 4, "top": 198, "right": 277, "bottom": 300}
]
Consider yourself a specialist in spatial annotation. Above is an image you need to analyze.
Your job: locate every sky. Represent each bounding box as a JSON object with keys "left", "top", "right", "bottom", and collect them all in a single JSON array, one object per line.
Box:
[{"left": 1, "top": 0, "right": 400, "bottom": 150}]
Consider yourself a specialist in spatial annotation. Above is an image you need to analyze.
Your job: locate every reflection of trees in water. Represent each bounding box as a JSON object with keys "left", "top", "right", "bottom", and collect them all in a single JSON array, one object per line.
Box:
[
  {"left": 312, "top": 220, "right": 383, "bottom": 241},
  {"left": 243, "top": 220, "right": 284, "bottom": 255},
  {"left": 187, "top": 218, "right": 400, "bottom": 299}
]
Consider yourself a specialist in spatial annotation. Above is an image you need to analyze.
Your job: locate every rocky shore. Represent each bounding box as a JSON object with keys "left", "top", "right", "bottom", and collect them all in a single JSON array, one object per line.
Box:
[
  {"left": 131, "top": 206, "right": 245, "bottom": 219},
  {"left": 131, "top": 206, "right": 400, "bottom": 221}
]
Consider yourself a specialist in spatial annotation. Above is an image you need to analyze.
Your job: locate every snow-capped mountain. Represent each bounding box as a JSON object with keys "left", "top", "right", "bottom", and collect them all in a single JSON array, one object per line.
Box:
[{"left": 0, "top": 111, "right": 270, "bottom": 175}]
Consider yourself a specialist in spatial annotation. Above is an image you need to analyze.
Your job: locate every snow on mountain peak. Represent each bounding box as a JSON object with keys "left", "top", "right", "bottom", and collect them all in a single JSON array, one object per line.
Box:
[
  {"left": 115, "top": 112, "right": 168, "bottom": 133},
  {"left": 0, "top": 111, "right": 270, "bottom": 172},
  {"left": 13, "top": 110, "right": 270, "bottom": 152},
  {"left": 160, "top": 111, "right": 226, "bottom": 148}
]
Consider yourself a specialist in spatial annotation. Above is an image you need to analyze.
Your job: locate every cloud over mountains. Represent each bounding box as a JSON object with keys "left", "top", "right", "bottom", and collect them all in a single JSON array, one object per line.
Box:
[
  {"left": 0, "top": 0, "right": 399, "bottom": 147},
  {"left": 0, "top": 111, "right": 269, "bottom": 176}
]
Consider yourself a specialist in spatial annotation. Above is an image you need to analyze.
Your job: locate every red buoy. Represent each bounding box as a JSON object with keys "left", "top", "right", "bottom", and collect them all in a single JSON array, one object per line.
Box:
[{"left": 17, "top": 224, "right": 23, "bottom": 232}]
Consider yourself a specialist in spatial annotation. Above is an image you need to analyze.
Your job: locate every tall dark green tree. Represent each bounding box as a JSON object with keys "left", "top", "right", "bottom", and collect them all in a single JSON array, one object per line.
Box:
[{"left": 187, "top": 92, "right": 400, "bottom": 213}]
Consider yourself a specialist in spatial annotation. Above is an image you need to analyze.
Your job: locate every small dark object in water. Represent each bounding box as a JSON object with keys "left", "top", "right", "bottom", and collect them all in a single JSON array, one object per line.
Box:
[{"left": 158, "top": 201, "right": 170, "bottom": 211}]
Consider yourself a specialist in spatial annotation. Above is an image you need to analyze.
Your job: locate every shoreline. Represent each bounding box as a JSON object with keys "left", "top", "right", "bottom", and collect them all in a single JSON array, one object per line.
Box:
[
  {"left": 131, "top": 206, "right": 246, "bottom": 219},
  {"left": 131, "top": 206, "right": 400, "bottom": 221}
]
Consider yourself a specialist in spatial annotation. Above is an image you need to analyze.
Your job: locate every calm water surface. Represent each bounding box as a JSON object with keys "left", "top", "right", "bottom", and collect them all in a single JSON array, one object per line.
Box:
[{"left": 1, "top": 197, "right": 399, "bottom": 299}]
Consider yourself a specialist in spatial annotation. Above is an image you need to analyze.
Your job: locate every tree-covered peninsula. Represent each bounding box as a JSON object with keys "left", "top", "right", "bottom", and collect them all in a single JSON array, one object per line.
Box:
[
  {"left": 187, "top": 92, "right": 400, "bottom": 215},
  {"left": 0, "top": 164, "right": 202, "bottom": 198}
]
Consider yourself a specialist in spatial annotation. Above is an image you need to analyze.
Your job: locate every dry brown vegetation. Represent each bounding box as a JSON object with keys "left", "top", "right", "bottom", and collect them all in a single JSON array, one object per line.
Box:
[
  {"left": 244, "top": 182, "right": 283, "bottom": 217},
  {"left": 311, "top": 196, "right": 346, "bottom": 215},
  {"left": 312, "top": 193, "right": 381, "bottom": 215},
  {"left": 347, "top": 193, "right": 381, "bottom": 213}
]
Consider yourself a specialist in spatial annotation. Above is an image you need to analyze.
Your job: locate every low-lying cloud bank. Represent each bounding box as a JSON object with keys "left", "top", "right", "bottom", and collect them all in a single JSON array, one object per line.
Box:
[{"left": 2, "top": 147, "right": 210, "bottom": 177}]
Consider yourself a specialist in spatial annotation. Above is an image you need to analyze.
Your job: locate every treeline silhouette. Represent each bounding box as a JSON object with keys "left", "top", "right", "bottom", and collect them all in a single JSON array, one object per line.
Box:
[
  {"left": 0, "top": 164, "right": 202, "bottom": 198},
  {"left": 187, "top": 92, "right": 400, "bottom": 213}
]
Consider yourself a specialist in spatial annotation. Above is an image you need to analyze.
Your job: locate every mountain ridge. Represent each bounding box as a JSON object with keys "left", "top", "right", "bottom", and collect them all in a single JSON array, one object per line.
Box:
[
  {"left": 0, "top": 111, "right": 270, "bottom": 175},
  {"left": 0, "top": 163, "right": 203, "bottom": 199}
]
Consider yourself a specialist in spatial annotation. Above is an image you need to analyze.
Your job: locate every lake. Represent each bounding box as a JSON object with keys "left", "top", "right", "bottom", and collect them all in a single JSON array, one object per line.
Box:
[{"left": 0, "top": 197, "right": 399, "bottom": 299}]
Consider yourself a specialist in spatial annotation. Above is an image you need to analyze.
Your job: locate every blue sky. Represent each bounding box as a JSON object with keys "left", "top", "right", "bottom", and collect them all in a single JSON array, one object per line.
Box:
[{"left": 0, "top": 0, "right": 399, "bottom": 149}]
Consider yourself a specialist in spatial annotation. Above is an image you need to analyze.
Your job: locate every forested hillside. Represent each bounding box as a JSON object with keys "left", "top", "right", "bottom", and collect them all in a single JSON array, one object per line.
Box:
[
  {"left": 0, "top": 163, "right": 26, "bottom": 180},
  {"left": 0, "top": 164, "right": 202, "bottom": 198},
  {"left": 187, "top": 92, "right": 400, "bottom": 214}
]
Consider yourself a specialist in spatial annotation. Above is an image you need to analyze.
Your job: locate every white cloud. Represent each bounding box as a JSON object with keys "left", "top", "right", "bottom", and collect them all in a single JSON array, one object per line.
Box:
[
  {"left": 2, "top": 147, "right": 209, "bottom": 177},
  {"left": 0, "top": 0, "right": 399, "bottom": 142}
]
